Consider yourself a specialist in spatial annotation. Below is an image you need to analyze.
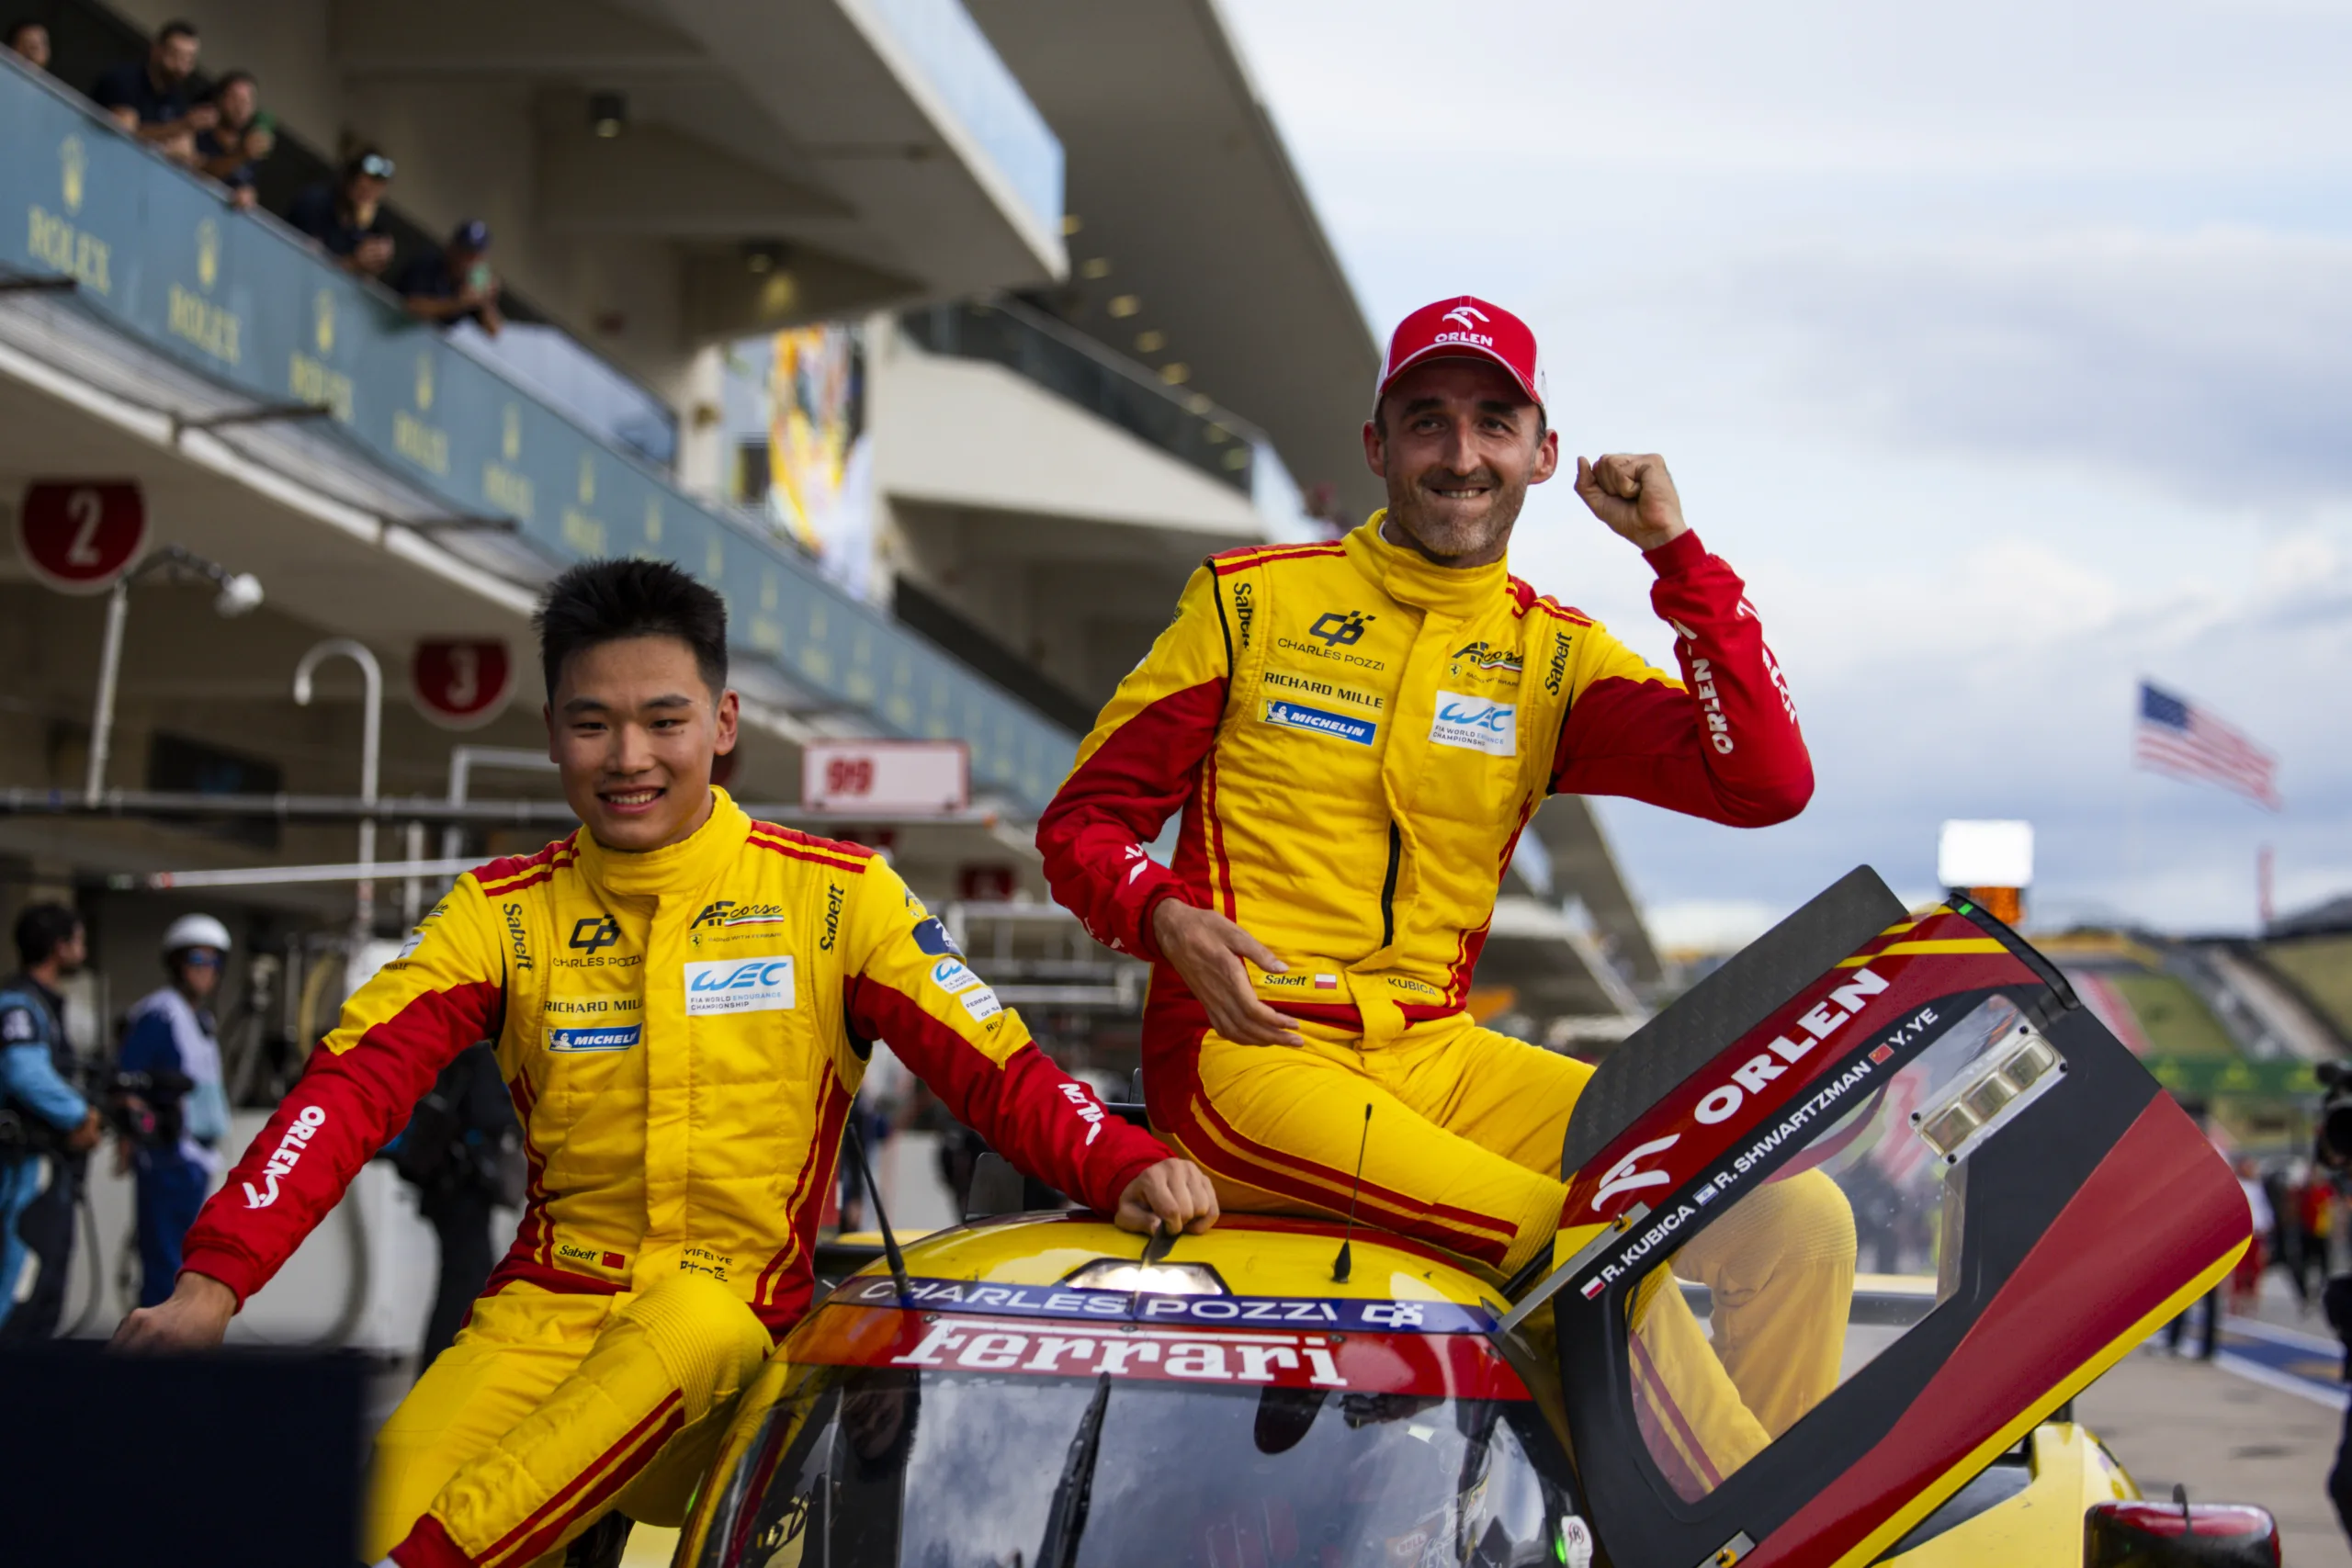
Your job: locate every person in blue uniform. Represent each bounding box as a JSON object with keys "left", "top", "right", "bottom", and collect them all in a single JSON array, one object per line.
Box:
[
  {"left": 117, "top": 913, "right": 234, "bottom": 1307},
  {"left": 0, "top": 903, "right": 100, "bottom": 1337}
]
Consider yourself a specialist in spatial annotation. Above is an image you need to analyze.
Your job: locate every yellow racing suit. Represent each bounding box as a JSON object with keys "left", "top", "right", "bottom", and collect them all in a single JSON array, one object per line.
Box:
[
  {"left": 1038, "top": 517, "right": 1850, "bottom": 1481},
  {"left": 180, "top": 789, "right": 1170, "bottom": 1567}
]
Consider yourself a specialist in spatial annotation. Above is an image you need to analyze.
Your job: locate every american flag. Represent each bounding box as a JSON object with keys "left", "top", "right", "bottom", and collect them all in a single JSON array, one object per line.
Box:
[{"left": 2133, "top": 682, "right": 2280, "bottom": 809}]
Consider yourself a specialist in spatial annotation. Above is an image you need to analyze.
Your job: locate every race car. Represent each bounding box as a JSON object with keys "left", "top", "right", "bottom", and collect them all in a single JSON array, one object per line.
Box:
[{"left": 661, "top": 870, "right": 2278, "bottom": 1568}]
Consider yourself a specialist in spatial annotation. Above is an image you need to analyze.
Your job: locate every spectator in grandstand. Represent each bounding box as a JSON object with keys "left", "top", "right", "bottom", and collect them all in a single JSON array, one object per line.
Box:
[
  {"left": 397, "top": 219, "right": 504, "bottom": 335},
  {"left": 5, "top": 18, "right": 50, "bottom": 73},
  {"left": 195, "top": 69, "right": 273, "bottom": 209},
  {"left": 91, "top": 18, "right": 213, "bottom": 166},
  {"left": 285, "top": 148, "right": 396, "bottom": 277}
]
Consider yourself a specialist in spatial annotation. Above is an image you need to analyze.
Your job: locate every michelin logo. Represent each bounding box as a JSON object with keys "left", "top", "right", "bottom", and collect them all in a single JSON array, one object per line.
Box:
[
  {"left": 547, "top": 1024, "right": 641, "bottom": 1053},
  {"left": 684, "top": 956, "right": 796, "bottom": 1015},
  {"left": 1261, "top": 699, "right": 1375, "bottom": 746},
  {"left": 1430, "top": 692, "right": 1516, "bottom": 756}
]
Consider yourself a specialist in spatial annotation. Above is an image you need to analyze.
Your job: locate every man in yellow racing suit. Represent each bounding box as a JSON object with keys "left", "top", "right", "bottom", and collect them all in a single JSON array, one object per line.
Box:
[
  {"left": 116, "top": 558, "right": 1217, "bottom": 1567},
  {"left": 1038, "top": 296, "right": 1852, "bottom": 1487}
]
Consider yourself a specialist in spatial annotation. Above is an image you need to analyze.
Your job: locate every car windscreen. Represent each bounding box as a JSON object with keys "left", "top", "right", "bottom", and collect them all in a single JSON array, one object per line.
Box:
[{"left": 694, "top": 1366, "right": 1585, "bottom": 1568}]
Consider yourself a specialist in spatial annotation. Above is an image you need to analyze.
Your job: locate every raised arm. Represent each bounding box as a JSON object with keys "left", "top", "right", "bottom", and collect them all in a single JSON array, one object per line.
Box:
[
  {"left": 1549, "top": 456, "right": 1812, "bottom": 827},
  {"left": 842, "top": 863, "right": 1215, "bottom": 1234},
  {"left": 1548, "top": 530, "right": 1812, "bottom": 826},
  {"left": 1035, "top": 561, "right": 1230, "bottom": 961},
  {"left": 116, "top": 878, "right": 507, "bottom": 1347}
]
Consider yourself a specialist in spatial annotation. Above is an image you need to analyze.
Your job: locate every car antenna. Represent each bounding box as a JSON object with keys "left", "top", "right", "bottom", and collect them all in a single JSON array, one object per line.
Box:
[
  {"left": 1331, "top": 1104, "right": 1373, "bottom": 1283},
  {"left": 844, "top": 1120, "right": 912, "bottom": 1304}
]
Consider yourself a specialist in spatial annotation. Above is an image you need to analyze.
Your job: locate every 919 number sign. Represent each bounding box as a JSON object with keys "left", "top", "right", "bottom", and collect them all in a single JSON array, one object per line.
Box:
[{"left": 802, "top": 740, "right": 968, "bottom": 816}]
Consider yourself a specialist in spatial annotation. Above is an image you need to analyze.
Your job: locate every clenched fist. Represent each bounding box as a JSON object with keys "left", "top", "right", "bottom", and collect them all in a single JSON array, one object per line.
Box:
[
  {"left": 1115, "top": 1157, "right": 1221, "bottom": 1237},
  {"left": 1575, "top": 453, "right": 1689, "bottom": 553}
]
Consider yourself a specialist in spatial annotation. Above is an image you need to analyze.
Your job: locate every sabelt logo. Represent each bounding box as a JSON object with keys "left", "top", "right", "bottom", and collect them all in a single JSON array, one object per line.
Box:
[
  {"left": 243, "top": 1105, "right": 328, "bottom": 1209},
  {"left": 684, "top": 956, "right": 796, "bottom": 1015},
  {"left": 503, "top": 902, "right": 531, "bottom": 971}
]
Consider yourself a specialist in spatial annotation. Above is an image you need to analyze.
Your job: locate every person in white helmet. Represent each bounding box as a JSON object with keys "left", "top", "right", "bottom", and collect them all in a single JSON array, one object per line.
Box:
[{"left": 116, "top": 913, "right": 233, "bottom": 1306}]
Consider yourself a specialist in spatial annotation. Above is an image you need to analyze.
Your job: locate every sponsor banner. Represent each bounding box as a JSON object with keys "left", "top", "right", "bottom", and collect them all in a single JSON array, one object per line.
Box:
[
  {"left": 1562, "top": 910, "right": 2036, "bottom": 1224},
  {"left": 1261, "top": 699, "right": 1376, "bottom": 747},
  {"left": 830, "top": 1274, "right": 1495, "bottom": 1335},
  {"left": 684, "top": 955, "right": 796, "bottom": 1015},
  {"left": 1430, "top": 693, "right": 1517, "bottom": 756},
  {"left": 546, "top": 1024, "right": 641, "bottom": 1053},
  {"left": 792, "top": 1304, "right": 1526, "bottom": 1399}
]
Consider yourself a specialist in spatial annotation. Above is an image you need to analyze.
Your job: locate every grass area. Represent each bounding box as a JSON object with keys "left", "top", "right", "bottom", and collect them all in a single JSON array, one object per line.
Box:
[
  {"left": 2260, "top": 935, "right": 2352, "bottom": 1041},
  {"left": 2105, "top": 971, "right": 2237, "bottom": 1058}
]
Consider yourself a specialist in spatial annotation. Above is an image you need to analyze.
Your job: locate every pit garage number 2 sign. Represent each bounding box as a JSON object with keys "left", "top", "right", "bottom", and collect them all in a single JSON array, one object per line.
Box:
[
  {"left": 17, "top": 480, "right": 147, "bottom": 592},
  {"left": 412, "top": 638, "right": 514, "bottom": 730}
]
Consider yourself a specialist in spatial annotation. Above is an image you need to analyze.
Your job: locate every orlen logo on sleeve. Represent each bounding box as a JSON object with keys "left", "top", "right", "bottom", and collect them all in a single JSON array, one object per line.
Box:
[
  {"left": 684, "top": 956, "right": 797, "bottom": 1015},
  {"left": 243, "top": 1104, "right": 328, "bottom": 1209}
]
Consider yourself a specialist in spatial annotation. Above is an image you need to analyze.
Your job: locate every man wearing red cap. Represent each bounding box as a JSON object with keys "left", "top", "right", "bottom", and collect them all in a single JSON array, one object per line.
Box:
[{"left": 1037, "top": 297, "right": 1852, "bottom": 1483}]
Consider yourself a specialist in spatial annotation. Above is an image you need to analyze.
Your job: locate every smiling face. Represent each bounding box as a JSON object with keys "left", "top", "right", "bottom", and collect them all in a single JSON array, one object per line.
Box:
[
  {"left": 1363, "top": 358, "right": 1559, "bottom": 569},
  {"left": 546, "top": 635, "right": 740, "bottom": 852}
]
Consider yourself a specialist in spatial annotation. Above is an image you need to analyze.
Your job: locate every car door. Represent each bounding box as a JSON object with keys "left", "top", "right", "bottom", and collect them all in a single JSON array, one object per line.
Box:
[{"left": 1532, "top": 867, "right": 2248, "bottom": 1568}]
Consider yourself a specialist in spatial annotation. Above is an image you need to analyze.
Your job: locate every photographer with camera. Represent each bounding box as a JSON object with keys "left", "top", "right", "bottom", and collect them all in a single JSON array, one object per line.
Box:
[
  {"left": 115, "top": 915, "right": 233, "bottom": 1307},
  {"left": 2304, "top": 1060, "right": 2352, "bottom": 1545},
  {"left": 0, "top": 903, "right": 101, "bottom": 1338}
]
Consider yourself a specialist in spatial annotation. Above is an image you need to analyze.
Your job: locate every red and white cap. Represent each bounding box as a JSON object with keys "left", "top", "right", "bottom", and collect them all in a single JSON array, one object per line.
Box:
[{"left": 1374, "top": 296, "right": 1544, "bottom": 412}]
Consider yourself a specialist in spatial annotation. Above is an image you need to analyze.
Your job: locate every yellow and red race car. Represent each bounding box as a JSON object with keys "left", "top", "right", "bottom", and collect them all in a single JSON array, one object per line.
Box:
[{"left": 664, "top": 870, "right": 2277, "bottom": 1568}]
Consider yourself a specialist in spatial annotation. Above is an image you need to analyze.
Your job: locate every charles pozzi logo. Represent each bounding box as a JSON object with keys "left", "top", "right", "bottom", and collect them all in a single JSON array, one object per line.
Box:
[
  {"left": 1307, "top": 610, "right": 1373, "bottom": 648},
  {"left": 684, "top": 956, "right": 795, "bottom": 1015}
]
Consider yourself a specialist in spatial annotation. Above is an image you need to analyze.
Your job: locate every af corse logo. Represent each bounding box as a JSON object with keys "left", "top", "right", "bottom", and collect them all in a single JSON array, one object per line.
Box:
[{"left": 1308, "top": 610, "right": 1373, "bottom": 648}]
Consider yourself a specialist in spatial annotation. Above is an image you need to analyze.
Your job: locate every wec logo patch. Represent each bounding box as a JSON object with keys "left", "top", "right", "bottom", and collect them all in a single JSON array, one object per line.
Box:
[
  {"left": 684, "top": 956, "right": 796, "bottom": 1015},
  {"left": 1430, "top": 692, "right": 1517, "bottom": 756}
]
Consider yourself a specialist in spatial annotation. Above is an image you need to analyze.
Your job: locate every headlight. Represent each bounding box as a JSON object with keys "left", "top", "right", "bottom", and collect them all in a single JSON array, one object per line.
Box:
[{"left": 1909, "top": 1021, "right": 2065, "bottom": 1166}]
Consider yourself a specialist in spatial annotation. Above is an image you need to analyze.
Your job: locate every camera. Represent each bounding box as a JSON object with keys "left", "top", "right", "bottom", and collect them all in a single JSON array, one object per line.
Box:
[
  {"left": 101, "top": 1066, "right": 191, "bottom": 1148},
  {"left": 2316, "top": 1061, "right": 2352, "bottom": 1169}
]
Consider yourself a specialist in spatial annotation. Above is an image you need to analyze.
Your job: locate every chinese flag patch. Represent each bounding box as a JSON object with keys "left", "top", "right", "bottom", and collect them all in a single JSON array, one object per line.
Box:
[
  {"left": 1870, "top": 1044, "right": 1894, "bottom": 1065},
  {"left": 603, "top": 1251, "right": 626, "bottom": 1270}
]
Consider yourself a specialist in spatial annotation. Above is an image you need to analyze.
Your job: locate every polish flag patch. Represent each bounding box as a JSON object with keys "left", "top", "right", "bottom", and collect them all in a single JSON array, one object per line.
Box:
[
  {"left": 1314, "top": 974, "right": 1340, "bottom": 991},
  {"left": 1579, "top": 1276, "right": 1607, "bottom": 1301}
]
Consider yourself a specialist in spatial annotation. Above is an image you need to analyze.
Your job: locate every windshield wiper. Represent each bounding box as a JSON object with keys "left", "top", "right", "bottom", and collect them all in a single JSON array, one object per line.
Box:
[{"left": 1035, "top": 1373, "right": 1114, "bottom": 1568}]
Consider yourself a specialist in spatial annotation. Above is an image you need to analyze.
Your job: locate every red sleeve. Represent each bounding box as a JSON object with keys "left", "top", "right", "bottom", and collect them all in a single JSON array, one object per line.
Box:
[
  {"left": 1549, "top": 530, "right": 1814, "bottom": 828},
  {"left": 178, "top": 886, "right": 503, "bottom": 1305},
  {"left": 1037, "top": 562, "right": 1229, "bottom": 961},
  {"left": 842, "top": 865, "right": 1170, "bottom": 1213}
]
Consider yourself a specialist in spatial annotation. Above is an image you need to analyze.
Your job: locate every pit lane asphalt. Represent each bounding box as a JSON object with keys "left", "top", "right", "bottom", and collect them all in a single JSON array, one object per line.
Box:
[{"left": 2078, "top": 1334, "right": 2348, "bottom": 1566}]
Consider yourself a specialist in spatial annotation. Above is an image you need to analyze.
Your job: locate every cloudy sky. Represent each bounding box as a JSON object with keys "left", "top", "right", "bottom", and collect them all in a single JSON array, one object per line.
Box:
[{"left": 1223, "top": 0, "right": 2352, "bottom": 945}]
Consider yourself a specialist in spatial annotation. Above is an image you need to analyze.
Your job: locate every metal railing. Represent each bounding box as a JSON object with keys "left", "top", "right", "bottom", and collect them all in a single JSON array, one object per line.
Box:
[
  {"left": 900, "top": 297, "right": 1263, "bottom": 493},
  {"left": 0, "top": 54, "right": 1081, "bottom": 813}
]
